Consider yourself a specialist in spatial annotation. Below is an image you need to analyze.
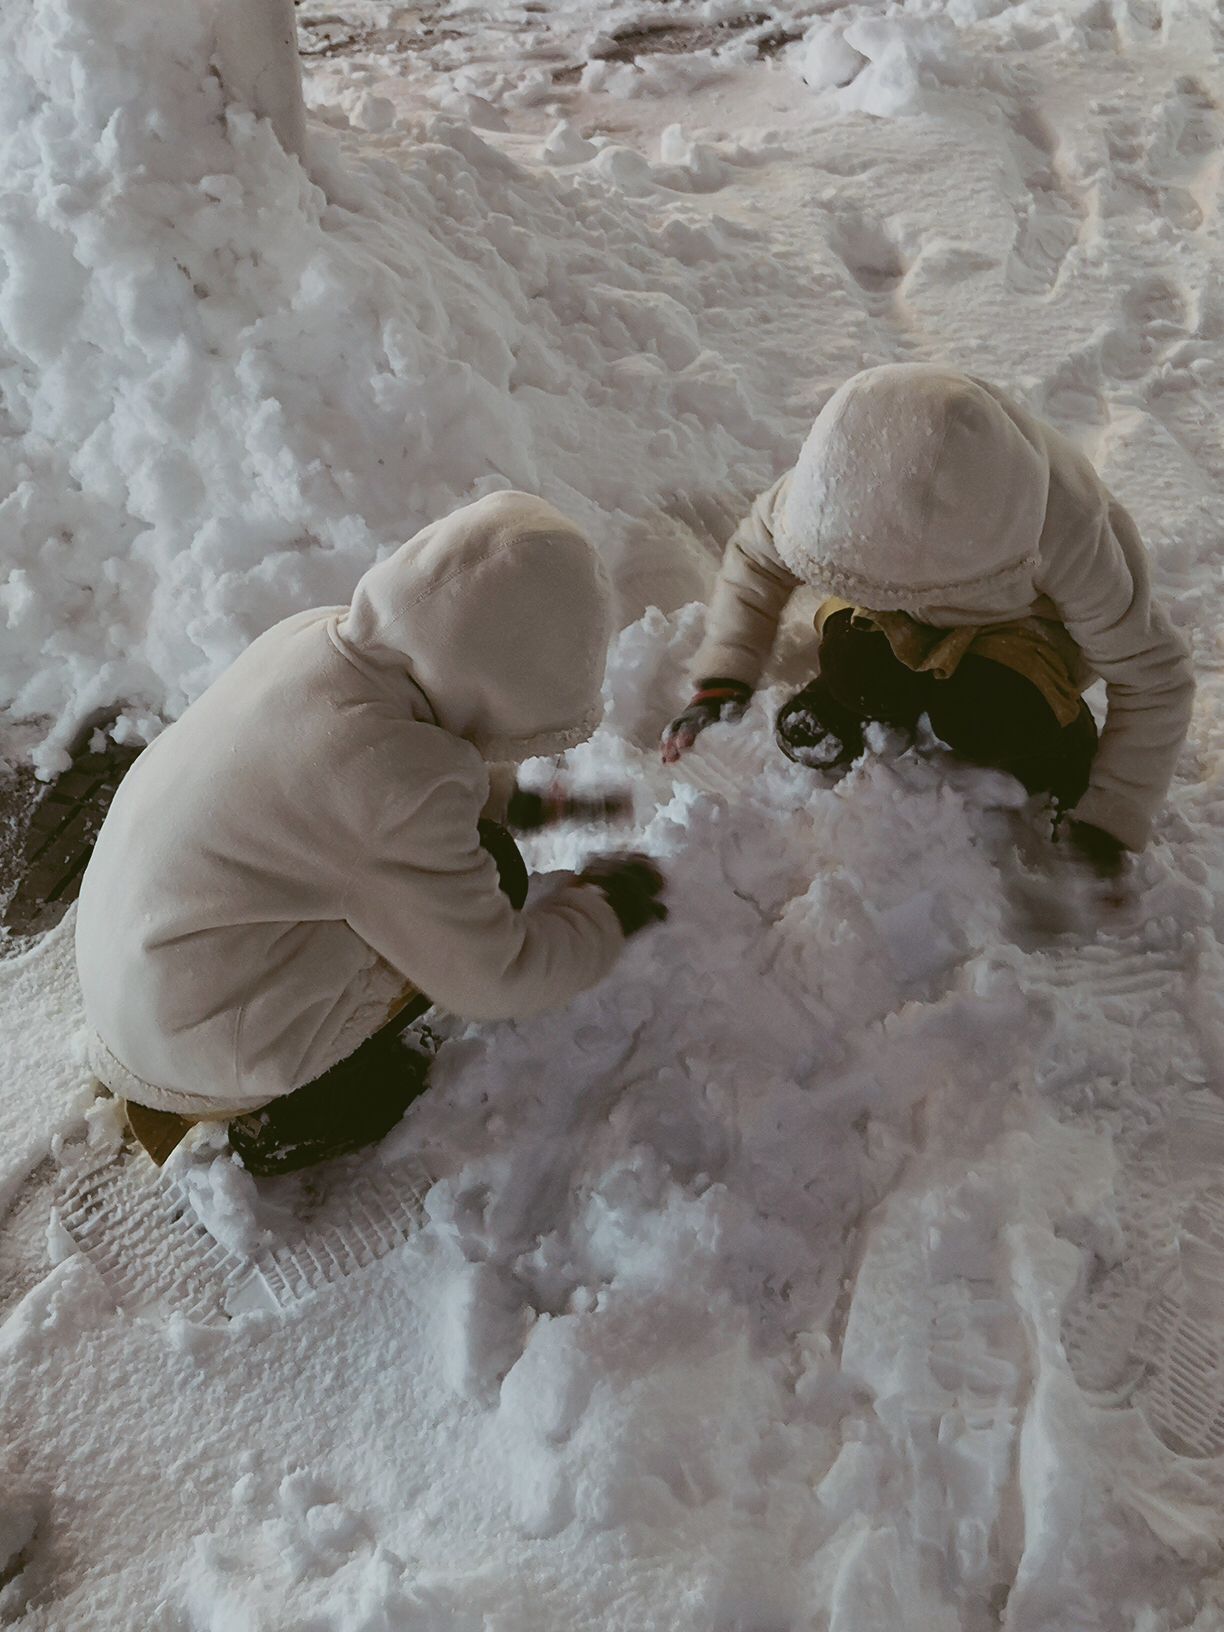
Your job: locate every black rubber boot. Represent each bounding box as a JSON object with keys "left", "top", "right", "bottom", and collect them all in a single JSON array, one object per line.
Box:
[
  {"left": 775, "top": 679, "right": 865, "bottom": 769},
  {"left": 227, "top": 821, "right": 527, "bottom": 1178},
  {"left": 227, "top": 1026, "right": 435, "bottom": 1178}
]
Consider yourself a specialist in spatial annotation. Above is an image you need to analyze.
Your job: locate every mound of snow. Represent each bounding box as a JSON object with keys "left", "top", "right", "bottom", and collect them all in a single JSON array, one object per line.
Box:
[
  {"left": 794, "top": 13, "right": 976, "bottom": 116},
  {"left": 0, "top": 0, "right": 805, "bottom": 773}
]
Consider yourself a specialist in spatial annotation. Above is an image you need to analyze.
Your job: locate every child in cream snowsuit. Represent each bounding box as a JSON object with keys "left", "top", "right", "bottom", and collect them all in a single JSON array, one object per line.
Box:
[
  {"left": 662, "top": 364, "right": 1193, "bottom": 869},
  {"left": 76, "top": 492, "right": 664, "bottom": 1173}
]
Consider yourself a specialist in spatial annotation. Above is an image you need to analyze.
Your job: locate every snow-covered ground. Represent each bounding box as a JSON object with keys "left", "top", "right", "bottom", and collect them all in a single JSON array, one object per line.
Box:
[{"left": 3, "top": 0, "right": 1224, "bottom": 1625}]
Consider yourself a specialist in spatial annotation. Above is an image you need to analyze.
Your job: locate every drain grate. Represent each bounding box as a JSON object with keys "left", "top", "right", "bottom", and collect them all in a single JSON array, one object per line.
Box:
[
  {"left": 55, "top": 1142, "right": 433, "bottom": 1324},
  {"left": 2, "top": 742, "right": 142, "bottom": 938}
]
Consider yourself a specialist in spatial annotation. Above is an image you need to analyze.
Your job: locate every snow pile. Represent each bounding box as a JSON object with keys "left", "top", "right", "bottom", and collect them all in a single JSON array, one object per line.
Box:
[
  {"left": 580, "top": 52, "right": 732, "bottom": 102},
  {"left": 179, "top": 1146, "right": 276, "bottom": 1260},
  {"left": 788, "top": 0, "right": 1219, "bottom": 115},
  {"left": 4, "top": 0, "right": 1224, "bottom": 1623},
  {"left": 793, "top": 14, "right": 976, "bottom": 116},
  {"left": 6, "top": 0, "right": 1214, "bottom": 773},
  {"left": 0, "top": 0, "right": 806, "bottom": 773},
  {"left": 5, "top": 611, "right": 1224, "bottom": 1626}
]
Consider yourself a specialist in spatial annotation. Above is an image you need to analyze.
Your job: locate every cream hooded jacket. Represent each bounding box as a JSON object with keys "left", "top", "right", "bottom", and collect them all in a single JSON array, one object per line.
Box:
[
  {"left": 75, "top": 492, "right": 625, "bottom": 1114},
  {"left": 691, "top": 364, "right": 1193, "bottom": 851}
]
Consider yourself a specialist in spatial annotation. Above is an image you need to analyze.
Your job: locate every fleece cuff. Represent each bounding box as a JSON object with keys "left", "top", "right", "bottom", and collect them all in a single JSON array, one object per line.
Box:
[{"left": 1070, "top": 784, "right": 1150, "bottom": 853}]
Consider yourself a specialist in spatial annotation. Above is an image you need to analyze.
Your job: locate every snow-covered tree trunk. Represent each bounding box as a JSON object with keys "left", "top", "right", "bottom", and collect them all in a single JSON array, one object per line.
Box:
[{"left": 214, "top": 0, "right": 307, "bottom": 161}]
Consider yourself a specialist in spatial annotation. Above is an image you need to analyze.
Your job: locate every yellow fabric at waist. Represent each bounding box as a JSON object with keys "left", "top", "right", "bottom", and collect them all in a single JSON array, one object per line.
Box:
[{"left": 814, "top": 598, "right": 1085, "bottom": 727}]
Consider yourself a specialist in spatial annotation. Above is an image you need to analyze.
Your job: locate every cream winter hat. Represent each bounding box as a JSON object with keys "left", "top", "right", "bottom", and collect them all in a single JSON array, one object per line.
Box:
[
  {"left": 775, "top": 364, "right": 1050, "bottom": 615},
  {"left": 336, "top": 490, "right": 613, "bottom": 761}
]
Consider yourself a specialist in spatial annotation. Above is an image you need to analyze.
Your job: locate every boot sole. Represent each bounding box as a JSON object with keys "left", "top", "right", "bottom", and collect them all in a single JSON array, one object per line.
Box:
[{"left": 53, "top": 1134, "right": 434, "bottom": 1323}]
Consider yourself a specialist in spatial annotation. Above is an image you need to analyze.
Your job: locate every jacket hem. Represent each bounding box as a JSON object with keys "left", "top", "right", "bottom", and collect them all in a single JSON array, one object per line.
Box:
[
  {"left": 772, "top": 542, "right": 1042, "bottom": 619},
  {"left": 86, "top": 1032, "right": 272, "bottom": 1117}
]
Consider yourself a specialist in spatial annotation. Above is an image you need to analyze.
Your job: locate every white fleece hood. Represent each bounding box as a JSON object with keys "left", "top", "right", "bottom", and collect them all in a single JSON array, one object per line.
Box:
[
  {"left": 775, "top": 364, "right": 1050, "bottom": 618},
  {"left": 334, "top": 491, "right": 613, "bottom": 762}
]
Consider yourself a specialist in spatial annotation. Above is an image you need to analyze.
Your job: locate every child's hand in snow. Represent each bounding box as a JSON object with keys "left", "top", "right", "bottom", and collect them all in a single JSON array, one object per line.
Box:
[
  {"left": 659, "top": 679, "right": 752, "bottom": 763},
  {"left": 1067, "top": 819, "right": 1128, "bottom": 878},
  {"left": 576, "top": 852, "right": 667, "bottom": 937}
]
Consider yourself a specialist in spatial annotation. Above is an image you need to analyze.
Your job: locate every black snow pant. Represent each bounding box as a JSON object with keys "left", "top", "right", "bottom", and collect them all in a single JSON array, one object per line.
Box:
[
  {"left": 776, "top": 608, "right": 1098, "bottom": 810},
  {"left": 228, "top": 820, "right": 530, "bottom": 1176}
]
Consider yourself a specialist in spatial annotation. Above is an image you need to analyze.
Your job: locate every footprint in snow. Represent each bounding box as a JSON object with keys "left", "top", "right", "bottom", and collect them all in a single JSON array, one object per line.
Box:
[{"left": 1003, "top": 102, "right": 1084, "bottom": 296}]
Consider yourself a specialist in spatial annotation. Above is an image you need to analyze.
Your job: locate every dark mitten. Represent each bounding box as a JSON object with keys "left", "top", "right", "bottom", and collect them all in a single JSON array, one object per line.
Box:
[
  {"left": 1066, "top": 819, "right": 1128, "bottom": 878},
  {"left": 477, "top": 819, "right": 529, "bottom": 909},
  {"left": 576, "top": 851, "right": 667, "bottom": 937},
  {"left": 660, "top": 678, "right": 752, "bottom": 763}
]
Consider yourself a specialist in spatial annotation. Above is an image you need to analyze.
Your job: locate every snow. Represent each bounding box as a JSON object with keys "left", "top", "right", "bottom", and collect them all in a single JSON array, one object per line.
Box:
[
  {"left": 2, "top": 0, "right": 1224, "bottom": 1625},
  {"left": 0, "top": 913, "right": 94, "bottom": 1221}
]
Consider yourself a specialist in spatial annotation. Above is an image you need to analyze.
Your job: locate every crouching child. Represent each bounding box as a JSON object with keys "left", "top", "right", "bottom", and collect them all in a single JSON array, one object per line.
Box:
[
  {"left": 662, "top": 363, "right": 1194, "bottom": 873},
  {"left": 76, "top": 493, "right": 665, "bottom": 1175}
]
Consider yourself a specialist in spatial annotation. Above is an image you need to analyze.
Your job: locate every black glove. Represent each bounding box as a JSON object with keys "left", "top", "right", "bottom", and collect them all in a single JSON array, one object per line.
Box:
[
  {"left": 477, "top": 819, "right": 529, "bottom": 909},
  {"left": 576, "top": 852, "right": 667, "bottom": 937},
  {"left": 660, "top": 678, "right": 752, "bottom": 763},
  {"left": 1067, "top": 819, "right": 1128, "bottom": 878}
]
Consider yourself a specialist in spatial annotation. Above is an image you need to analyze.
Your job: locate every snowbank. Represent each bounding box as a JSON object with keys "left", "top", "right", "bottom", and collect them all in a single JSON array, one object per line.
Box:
[
  {"left": 0, "top": 0, "right": 801, "bottom": 773},
  {"left": 5, "top": 623, "right": 1224, "bottom": 1627},
  {"left": 4, "top": 0, "right": 1224, "bottom": 1624}
]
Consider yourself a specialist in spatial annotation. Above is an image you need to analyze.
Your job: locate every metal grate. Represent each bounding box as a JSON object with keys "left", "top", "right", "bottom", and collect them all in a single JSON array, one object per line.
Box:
[{"left": 2, "top": 742, "right": 142, "bottom": 938}]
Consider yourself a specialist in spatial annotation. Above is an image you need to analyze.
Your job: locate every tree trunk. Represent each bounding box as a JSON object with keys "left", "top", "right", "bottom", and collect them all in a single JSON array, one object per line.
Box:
[{"left": 214, "top": 0, "right": 307, "bottom": 162}]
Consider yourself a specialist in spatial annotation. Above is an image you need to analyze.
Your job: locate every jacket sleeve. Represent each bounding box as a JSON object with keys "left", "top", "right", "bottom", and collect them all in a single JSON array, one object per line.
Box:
[
  {"left": 346, "top": 758, "right": 626, "bottom": 1021},
  {"left": 1038, "top": 492, "right": 1194, "bottom": 850},
  {"left": 479, "top": 762, "right": 516, "bottom": 823},
  {"left": 688, "top": 474, "right": 802, "bottom": 688}
]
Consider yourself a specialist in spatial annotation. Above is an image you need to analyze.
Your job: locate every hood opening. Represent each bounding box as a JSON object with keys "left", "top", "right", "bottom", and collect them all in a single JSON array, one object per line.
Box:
[{"left": 335, "top": 491, "right": 613, "bottom": 762}]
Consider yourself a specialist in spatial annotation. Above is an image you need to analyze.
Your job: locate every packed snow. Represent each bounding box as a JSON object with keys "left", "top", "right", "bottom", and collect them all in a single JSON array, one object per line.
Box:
[{"left": 2, "top": 0, "right": 1224, "bottom": 1626}]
